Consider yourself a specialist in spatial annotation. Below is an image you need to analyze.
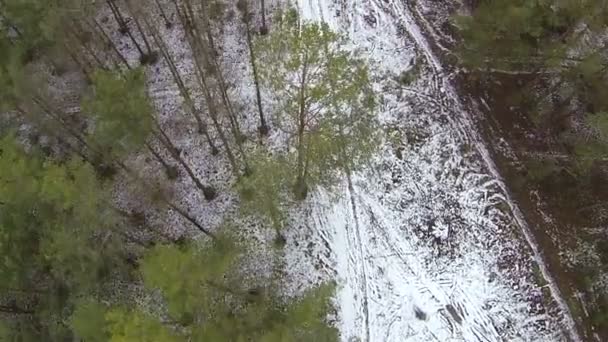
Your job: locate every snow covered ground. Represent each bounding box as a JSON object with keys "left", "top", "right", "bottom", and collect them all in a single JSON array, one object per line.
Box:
[
  {"left": 96, "top": 0, "right": 581, "bottom": 340},
  {"left": 288, "top": 0, "right": 581, "bottom": 341}
]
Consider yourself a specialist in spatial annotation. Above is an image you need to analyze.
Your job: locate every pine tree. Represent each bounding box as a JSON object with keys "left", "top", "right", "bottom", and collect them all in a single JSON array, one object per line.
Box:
[
  {"left": 0, "top": 24, "right": 97, "bottom": 161},
  {"left": 255, "top": 8, "right": 378, "bottom": 199},
  {"left": 0, "top": 0, "right": 57, "bottom": 53},
  {"left": 105, "top": 307, "right": 183, "bottom": 342},
  {"left": 65, "top": 232, "right": 338, "bottom": 341},
  {"left": 84, "top": 68, "right": 153, "bottom": 161},
  {"left": 125, "top": 232, "right": 337, "bottom": 341},
  {"left": 83, "top": 68, "right": 217, "bottom": 199},
  {"left": 237, "top": 151, "right": 289, "bottom": 232},
  {"left": 455, "top": 0, "right": 608, "bottom": 169},
  {"left": 0, "top": 135, "right": 131, "bottom": 340},
  {"left": 70, "top": 299, "right": 111, "bottom": 342}
]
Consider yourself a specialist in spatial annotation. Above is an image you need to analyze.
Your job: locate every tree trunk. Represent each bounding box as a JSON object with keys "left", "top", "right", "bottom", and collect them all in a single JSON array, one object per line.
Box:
[
  {"left": 206, "top": 95, "right": 240, "bottom": 173},
  {"left": 244, "top": 17, "right": 268, "bottom": 135},
  {"left": 92, "top": 19, "right": 131, "bottom": 69},
  {"left": 16, "top": 105, "right": 92, "bottom": 163},
  {"left": 154, "top": 123, "right": 217, "bottom": 200},
  {"left": 177, "top": 0, "right": 242, "bottom": 171},
  {"left": 166, "top": 201, "right": 215, "bottom": 238},
  {"left": 125, "top": 25, "right": 146, "bottom": 59},
  {"left": 124, "top": 0, "right": 158, "bottom": 64},
  {"left": 146, "top": 141, "right": 178, "bottom": 179},
  {"left": 130, "top": 9, "right": 154, "bottom": 55},
  {"left": 143, "top": 14, "right": 219, "bottom": 154},
  {"left": 295, "top": 54, "right": 309, "bottom": 199},
  {"left": 195, "top": 2, "right": 244, "bottom": 143},
  {"left": 67, "top": 24, "right": 107, "bottom": 70},
  {"left": 29, "top": 97, "right": 93, "bottom": 153},
  {"left": 115, "top": 160, "right": 216, "bottom": 238},
  {"left": 260, "top": 0, "right": 267, "bottom": 34},
  {"left": 106, "top": 0, "right": 129, "bottom": 34},
  {"left": 107, "top": 0, "right": 148, "bottom": 60},
  {"left": 64, "top": 42, "right": 93, "bottom": 80},
  {"left": 0, "top": 304, "right": 34, "bottom": 315},
  {"left": 186, "top": 0, "right": 250, "bottom": 173}
]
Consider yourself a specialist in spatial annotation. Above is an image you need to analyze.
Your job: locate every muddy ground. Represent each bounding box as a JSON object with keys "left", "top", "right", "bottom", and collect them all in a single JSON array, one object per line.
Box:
[{"left": 460, "top": 72, "right": 608, "bottom": 341}]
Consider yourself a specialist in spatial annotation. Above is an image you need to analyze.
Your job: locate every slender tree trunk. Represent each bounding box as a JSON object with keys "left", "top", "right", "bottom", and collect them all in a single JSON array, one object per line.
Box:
[
  {"left": 15, "top": 105, "right": 93, "bottom": 164},
  {"left": 107, "top": 0, "right": 149, "bottom": 60},
  {"left": 295, "top": 55, "right": 309, "bottom": 199},
  {"left": 125, "top": 25, "right": 146, "bottom": 59},
  {"left": 106, "top": 0, "right": 129, "bottom": 34},
  {"left": 186, "top": 33, "right": 241, "bottom": 173},
  {"left": 30, "top": 97, "right": 93, "bottom": 153},
  {"left": 244, "top": 17, "right": 268, "bottom": 135},
  {"left": 125, "top": 0, "right": 158, "bottom": 64},
  {"left": 176, "top": 0, "right": 242, "bottom": 170},
  {"left": 214, "top": 63, "right": 244, "bottom": 144},
  {"left": 205, "top": 94, "right": 240, "bottom": 173},
  {"left": 119, "top": 232, "right": 151, "bottom": 248},
  {"left": 67, "top": 25, "right": 107, "bottom": 70},
  {"left": 92, "top": 19, "right": 131, "bottom": 69},
  {"left": 190, "top": 46, "right": 241, "bottom": 172},
  {"left": 195, "top": 3, "right": 244, "bottom": 143},
  {"left": 145, "top": 141, "right": 178, "bottom": 179},
  {"left": 260, "top": 0, "right": 267, "bottom": 34},
  {"left": 199, "top": 16, "right": 252, "bottom": 173},
  {"left": 205, "top": 280, "right": 262, "bottom": 301},
  {"left": 124, "top": 1, "right": 155, "bottom": 58},
  {"left": 116, "top": 160, "right": 215, "bottom": 238},
  {"left": 31, "top": 95, "right": 119, "bottom": 174},
  {"left": 195, "top": 0, "right": 218, "bottom": 53},
  {"left": 153, "top": 122, "right": 217, "bottom": 200},
  {"left": 183, "top": 0, "right": 249, "bottom": 173},
  {"left": 110, "top": 209, "right": 151, "bottom": 247},
  {"left": 0, "top": 286, "right": 44, "bottom": 296},
  {"left": 143, "top": 15, "right": 218, "bottom": 155},
  {"left": 64, "top": 42, "right": 93, "bottom": 80},
  {"left": 166, "top": 201, "right": 215, "bottom": 238},
  {"left": 56, "top": 135, "right": 92, "bottom": 163}
]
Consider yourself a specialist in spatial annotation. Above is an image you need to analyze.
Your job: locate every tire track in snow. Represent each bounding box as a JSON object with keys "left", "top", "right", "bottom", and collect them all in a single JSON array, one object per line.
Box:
[
  {"left": 356, "top": 186, "right": 503, "bottom": 341},
  {"left": 345, "top": 171, "right": 372, "bottom": 342},
  {"left": 397, "top": 1, "right": 582, "bottom": 340},
  {"left": 298, "top": 0, "right": 575, "bottom": 340}
]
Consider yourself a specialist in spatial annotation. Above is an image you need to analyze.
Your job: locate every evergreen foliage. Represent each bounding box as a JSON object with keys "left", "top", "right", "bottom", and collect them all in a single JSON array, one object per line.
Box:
[
  {"left": 255, "top": 8, "right": 378, "bottom": 199},
  {"left": 134, "top": 234, "right": 338, "bottom": 341},
  {"left": 0, "top": 135, "right": 129, "bottom": 340},
  {"left": 0, "top": 3, "right": 350, "bottom": 340},
  {"left": 456, "top": 0, "right": 608, "bottom": 170},
  {"left": 70, "top": 299, "right": 110, "bottom": 342},
  {"left": 237, "top": 151, "right": 289, "bottom": 231},
  {"left": 84, "top": 68, "right": 153, "bottom": 160}
]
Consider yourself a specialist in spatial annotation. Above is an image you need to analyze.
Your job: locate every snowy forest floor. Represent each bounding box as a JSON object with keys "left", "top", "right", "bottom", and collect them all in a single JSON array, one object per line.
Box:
[
  {"left": 92, "top": 0, "right": 584, "bottom": 340},
  {"left": 289, "top": 0, "right": 580, "bottom": 340}
]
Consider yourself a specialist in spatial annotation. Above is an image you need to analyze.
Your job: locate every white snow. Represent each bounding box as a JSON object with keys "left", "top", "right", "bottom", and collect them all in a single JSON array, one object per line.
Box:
[
  {"left": 93, "top": 0, "right": 581, "bottom": 340},
  {"left": 291, "top": 0, "right": 581, "bottom": 341}
]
